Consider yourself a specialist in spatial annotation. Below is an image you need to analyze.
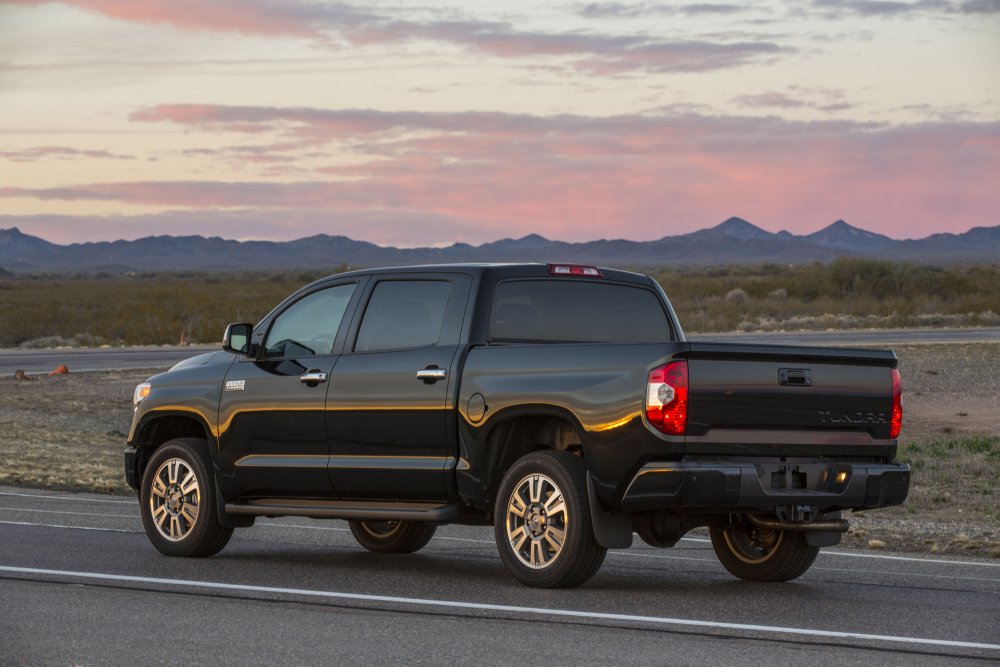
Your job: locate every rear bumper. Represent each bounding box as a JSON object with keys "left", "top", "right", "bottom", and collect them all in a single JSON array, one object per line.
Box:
[{"left": 620, "top": 460, "right": 910, "bottom": 513}]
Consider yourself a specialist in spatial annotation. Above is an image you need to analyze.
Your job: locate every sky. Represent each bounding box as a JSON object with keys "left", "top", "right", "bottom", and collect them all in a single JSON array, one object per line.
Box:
[{"left": 0, "top": 0, "right": 998, "bottom": 246}]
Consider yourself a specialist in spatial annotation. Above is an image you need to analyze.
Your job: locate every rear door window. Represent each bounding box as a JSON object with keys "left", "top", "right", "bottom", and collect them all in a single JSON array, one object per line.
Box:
[
  {"left": 491, "top": 280, "right": 670, "bottom": 343},
  {"left": 354, "top": 280, "right": 452, "bottom": 352}
]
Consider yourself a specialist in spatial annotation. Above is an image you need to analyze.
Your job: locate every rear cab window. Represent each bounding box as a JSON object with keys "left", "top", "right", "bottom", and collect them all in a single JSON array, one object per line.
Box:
[{"left": 490, "top": 279, "right": 673, "bottom": 344}]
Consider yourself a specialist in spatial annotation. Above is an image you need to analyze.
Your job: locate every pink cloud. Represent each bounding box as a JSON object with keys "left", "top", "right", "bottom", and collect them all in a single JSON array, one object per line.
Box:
[
  {"left": 4, "top": 0, "right": 366, "bottom": 38},
  {"left": 732, "top": 92, "right": 808, "bottom": 109},
  {"left": 5, "top": 107, "right": 998, "bottom": 241},
  {"left": 10, "top": 0, "right": 784, "bottom": 74},
  {"left": 0, "top": 145, "right": 134, "bottom": 161}
]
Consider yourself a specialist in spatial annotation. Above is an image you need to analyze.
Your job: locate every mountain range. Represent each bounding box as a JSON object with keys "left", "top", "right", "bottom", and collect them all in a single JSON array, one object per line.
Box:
[{"left": 0, "top": 218, "right": 997, "bottom": 273}]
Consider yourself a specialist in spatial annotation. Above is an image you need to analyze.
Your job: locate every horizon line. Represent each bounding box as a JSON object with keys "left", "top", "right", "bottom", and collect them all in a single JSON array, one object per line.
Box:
[{"left": 3, "top": 217, "right": 995, "bottom": 248}]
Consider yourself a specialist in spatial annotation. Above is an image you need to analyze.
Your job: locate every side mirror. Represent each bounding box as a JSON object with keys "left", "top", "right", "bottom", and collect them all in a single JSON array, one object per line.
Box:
[{"left": 222, "top": 323, "right": 253, "bottom": 354}]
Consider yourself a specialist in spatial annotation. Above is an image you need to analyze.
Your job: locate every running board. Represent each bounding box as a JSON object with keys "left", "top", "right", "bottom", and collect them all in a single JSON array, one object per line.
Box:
[{"left": 224, "top": 498, "right": 459, "bottom": 522}]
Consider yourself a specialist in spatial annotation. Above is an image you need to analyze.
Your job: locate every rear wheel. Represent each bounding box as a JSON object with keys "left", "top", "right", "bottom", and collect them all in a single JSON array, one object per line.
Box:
[
  {"left": 139, "top": 438, "right": 233, "bottom": 557},
  {"left": 494, "top": 451, "right": 606, "bottom": 588},
  {"left": 348, "top": 520, "right": 436, "bottom": 553},
  {"left": 710, "top": 518, "right": 818, "bottom": 582}
]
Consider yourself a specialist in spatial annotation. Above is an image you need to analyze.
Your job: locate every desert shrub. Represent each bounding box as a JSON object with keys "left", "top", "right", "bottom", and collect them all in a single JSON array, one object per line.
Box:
[
  {"left": 724, "top": 288, "right": 749, "bottom": 304},
  {"left": 650, "top": 261, "right": 1000, "bottom": 333},
  {"left": 0, "top": 261, "right": 998, "bottom": 344},
  {"left": 0, "top": 268, "right": 349, "bottom": 347}
]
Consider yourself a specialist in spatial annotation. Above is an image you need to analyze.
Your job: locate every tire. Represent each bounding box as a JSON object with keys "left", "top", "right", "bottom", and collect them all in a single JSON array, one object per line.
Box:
[
  {"left": 710, "top": 518, "right": 819, "bottom": 582},
  {"left": 139, "top": 438, "right": 233, "bottom": 558},
  {"left": 494, "top": 451, "right": 607, "bottom": 588},
  {"left": 348, "top": 520, "right": 436, "bottom": 553}
]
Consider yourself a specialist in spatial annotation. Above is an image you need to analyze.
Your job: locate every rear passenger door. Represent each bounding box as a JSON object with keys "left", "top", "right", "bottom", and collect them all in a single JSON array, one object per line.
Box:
[{"left": 326, "top": 273, "right": 472, "bottom": 500}]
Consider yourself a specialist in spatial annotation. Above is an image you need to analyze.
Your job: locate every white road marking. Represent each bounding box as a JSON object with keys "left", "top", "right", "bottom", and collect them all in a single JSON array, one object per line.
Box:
[
  {"left": 0, "top": 507, "right": 136, "bottom": 519},
  {"left": 820, "top": 550, "right": 1000, "bottom": 567},
  {"left": 613, "top": 550, "right": 717, "bottom": 564},
  {"left": 0, "top": 565, "right": 996, "bottom": 651},
  {"left": 812, "top": 565, "right": 1000, "bottom": 584},
  {"left": 0, "top": 520, "right": 135, "bottom": 533},
  {"left": 614, "top": 550, "right": 1000, "bottom": 577},
  {"left": 683, "top": 536, "right": 1000, "bottom": 568},
  {"left": 0, "top": 491, "right": 135, "bottom": 505}
]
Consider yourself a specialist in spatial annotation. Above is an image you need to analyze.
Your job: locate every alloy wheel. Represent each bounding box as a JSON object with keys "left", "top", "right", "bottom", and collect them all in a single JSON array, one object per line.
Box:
[
  {"left": 148, "top": 458, "right": 201, "bottom": 542},
  {"left": 505, "top": 473, "right": 569, "bottom": 569}
]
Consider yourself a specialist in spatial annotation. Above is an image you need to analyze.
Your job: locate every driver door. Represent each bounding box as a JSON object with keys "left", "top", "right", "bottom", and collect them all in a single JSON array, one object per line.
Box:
[{"left": 217, "top": 279, "right": 365, "bottom": 498}]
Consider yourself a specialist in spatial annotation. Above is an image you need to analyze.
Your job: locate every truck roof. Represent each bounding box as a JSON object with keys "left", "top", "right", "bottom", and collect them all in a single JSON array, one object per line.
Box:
[{"left": 312, "top": 263, "right": 654, "bottom": 287}]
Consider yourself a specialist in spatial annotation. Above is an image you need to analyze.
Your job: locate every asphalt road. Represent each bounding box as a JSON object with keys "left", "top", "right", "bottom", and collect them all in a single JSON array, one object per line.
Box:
[
  {"left": 4, "top": 327, "right": 1000, "bottom": 376},
  {"left": 0, "top": 345, "right": 217, "bottom": 375},
  {"left": 1, "top": 486, "right": 997, "bottom": 665}
]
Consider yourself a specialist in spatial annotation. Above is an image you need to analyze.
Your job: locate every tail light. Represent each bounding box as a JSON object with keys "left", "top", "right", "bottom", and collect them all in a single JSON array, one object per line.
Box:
[
  {"left": 646, "top": 361, "right": 688, "bottom": 435},
  {"left": 890, "top": 368, "right": 902, "bottom": 439}
]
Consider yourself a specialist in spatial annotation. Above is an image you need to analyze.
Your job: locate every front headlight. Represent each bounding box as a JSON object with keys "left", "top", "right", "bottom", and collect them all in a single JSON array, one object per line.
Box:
[{"left": 133, "top": 382, "right": 152, "bottom": 406}]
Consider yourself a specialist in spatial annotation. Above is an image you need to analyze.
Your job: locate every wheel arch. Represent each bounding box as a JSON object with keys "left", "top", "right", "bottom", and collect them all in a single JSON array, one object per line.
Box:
[
  {"left": 130, "top": 410, "right": 215, "bottom": 485},
  {"left": 477, "top": 405, "right": 586, "bottom": 514}
]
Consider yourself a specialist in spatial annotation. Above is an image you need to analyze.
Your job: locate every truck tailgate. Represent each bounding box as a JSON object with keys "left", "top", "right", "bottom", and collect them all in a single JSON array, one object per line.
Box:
[{"left": 684, "top": 343, "right": 897, "bottom": 443}]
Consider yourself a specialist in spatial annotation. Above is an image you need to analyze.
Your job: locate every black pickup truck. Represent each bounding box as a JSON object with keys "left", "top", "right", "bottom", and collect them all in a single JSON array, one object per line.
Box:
[{"left": 124, "top": 263, "right": 908, "bottom": 587}]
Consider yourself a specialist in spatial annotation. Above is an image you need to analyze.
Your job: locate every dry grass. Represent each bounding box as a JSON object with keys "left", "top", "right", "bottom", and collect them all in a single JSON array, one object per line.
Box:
[
  {"left": 655, "top": 259, "right": 1000, "bottom": 333},
  {"left": 0, "top": 370, "right": 146, "bottom": 494},
  {"left": 841, "top": 435, "right": 1000, "bottom": 558},
  {"left": 0, "top": 271, "right": 336, "bottom": 348},
  {"left": 2, "top": 260, "right": 999, "bottom": 347},
  {"left": 838, "top": 343, "right": 1000, "bottom": 556},
  {"left": 895, "top": 436, "right": 999, "bottom": 522}
]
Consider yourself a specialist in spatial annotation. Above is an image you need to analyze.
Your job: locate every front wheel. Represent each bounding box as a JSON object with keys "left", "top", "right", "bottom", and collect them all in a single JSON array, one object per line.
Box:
[
  {"left": 710, "top": 518, "right": 819, "bottom": 582},
  {"left": 494, "top": 451, "right": 606, "bottom": 588},
  {"left": 348, "top": 520, "right": 436, "bottom": 553},
  {"left": 139, "top": 438, "right": 233, "bottom": 557}
]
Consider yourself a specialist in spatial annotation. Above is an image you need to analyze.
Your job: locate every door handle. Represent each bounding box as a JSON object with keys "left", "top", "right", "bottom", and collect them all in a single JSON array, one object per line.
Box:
[
  {"left": 416, "top": 367, "right": 448, "bottom": 383},
  {"left": 300, "top": 370, "right": 329, "bottom": 385}
]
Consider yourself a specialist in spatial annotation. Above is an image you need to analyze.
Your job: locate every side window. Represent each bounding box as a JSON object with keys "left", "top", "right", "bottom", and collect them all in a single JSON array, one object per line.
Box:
[
  {"left": 263, "top": 283, "right": 357, "bottom": 358},
  {"left": 354, "top": 280, "right": 451, "bottom": 353}
]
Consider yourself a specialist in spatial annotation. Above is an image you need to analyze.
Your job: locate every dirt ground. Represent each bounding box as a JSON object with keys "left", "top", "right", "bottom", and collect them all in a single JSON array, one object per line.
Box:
[
  {"left": 0, "top": 343, "right": 997, "bottom": 557},
  {"left": 843, "top": 343, "right": 1000, "bottom": 557},
  {"left": 0, "top": 369, "right": 146, "bottom": 494},
  {"left": 894, "top": 343, "right": 1000, "bottom": 442}
]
